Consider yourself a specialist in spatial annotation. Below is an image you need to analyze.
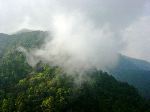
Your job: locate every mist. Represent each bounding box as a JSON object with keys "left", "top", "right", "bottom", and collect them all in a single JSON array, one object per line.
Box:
[
  {"left": 1, "top": 0, "right": 150, "bottom": 72},
  {"left": 19, "top": 12, "right": 120, "bottom": 73}
]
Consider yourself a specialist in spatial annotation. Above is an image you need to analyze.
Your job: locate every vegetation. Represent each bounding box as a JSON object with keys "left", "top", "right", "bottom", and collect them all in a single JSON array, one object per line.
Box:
[
  {"left": 0, "top": 30, "right": 150, "bottom": 112},
  {"left": 1, "top": 61, "right": 150, "bottom": 112}
]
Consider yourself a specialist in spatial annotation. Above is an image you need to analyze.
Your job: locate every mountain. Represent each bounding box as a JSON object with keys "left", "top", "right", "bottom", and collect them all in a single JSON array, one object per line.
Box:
[
  {"left": 0, "top": 33, "right": 10, "bottom": 57},
  {"left": 0, "top": 30, "right": 150, "bottom": 99},
  {"left": 1, "top": 67, "right": 149, "bottom": 112},
  {"left": 110, "top": 55, "right": 150, "bottom": 98},
  {"left": 0, "top": 30, "right": 48, "bottom": 57},
  {"left": 0, "top": 30, "right": 150, "bottom": 111},
  {"left": 14, "top": 28, "right": 36, "bottom": 34}
]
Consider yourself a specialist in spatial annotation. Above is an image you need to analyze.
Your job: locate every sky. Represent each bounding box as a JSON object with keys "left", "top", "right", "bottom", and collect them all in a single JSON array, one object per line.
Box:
[{"left": 0, "top": 0, "right": 150, "bottom": 64}]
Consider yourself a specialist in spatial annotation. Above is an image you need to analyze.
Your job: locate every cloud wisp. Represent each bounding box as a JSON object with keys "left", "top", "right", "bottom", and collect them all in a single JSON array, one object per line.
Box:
[
  {"left": 19, "top": 13, "right": 119, "bottom": 73},
  {"left": 1, "top": 0, "right": 150, "bottom": 72}
]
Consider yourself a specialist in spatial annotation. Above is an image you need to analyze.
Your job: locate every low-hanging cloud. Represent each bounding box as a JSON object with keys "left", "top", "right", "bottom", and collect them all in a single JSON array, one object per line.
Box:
[
  {"left": 20, "top": 13, "right": 119, "bottom": 73},
  {"left": 1, "top": 0, "right": 150, "bottom": 73}
]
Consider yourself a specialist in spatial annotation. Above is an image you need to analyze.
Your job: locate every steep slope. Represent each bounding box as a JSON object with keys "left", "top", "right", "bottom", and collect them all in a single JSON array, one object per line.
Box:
[
  {"left": 0, "top": 33, "right": 10, "bottom": 57},
  {"left": 110, "top": 55, "right": 150, "bottom": 98},
  {"left": 1, "top": 30, "right": 150, "bottom": 99},
  {"left": 0, "top": 30, "right": 150, "bottom": 112},
  {"left": 0, "top": 30, "right": 48, "bottom": 61},
  {"left": 0, "top": 64, "right": 149, "bottom": 112},
  {"left": 0, "top": 30, "right": 48, "bottom": 95}
]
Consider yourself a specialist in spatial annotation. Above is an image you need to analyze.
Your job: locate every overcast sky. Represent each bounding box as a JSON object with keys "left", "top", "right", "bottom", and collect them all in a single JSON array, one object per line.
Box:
[{"left": 0, "top": 0, "right": 150, "bottom": 62}]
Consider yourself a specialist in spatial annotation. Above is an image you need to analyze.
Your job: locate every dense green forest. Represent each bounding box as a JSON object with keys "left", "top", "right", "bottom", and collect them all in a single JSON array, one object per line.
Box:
[{"left": 0, "top": 30, "right": 150, "bottom": 112}]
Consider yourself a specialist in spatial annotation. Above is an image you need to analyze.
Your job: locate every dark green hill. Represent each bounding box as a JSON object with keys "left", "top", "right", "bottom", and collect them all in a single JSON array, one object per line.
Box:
[
  {"left": 110, "top": 55, "right": 150, "bottom": 98},
  {"left": 0, "top": 33, "right": 10, "bottom": 57},
  {"left": 1, "top": 30, "right": 150, "bottom": 99},
  {"left": 0, "top": 63, "right": 149, "bottom": 112},
  {"left": 0, "top": 30, "right": 150, "bottom": 112}
]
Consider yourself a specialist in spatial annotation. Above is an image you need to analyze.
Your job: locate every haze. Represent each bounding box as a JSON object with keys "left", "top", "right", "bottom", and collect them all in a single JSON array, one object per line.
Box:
[{"left": 0, "top": 0, "right": 150, "bottom": 70}]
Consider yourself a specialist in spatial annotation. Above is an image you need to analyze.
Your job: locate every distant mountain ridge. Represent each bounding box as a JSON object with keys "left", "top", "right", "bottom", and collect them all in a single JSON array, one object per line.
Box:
[
  {"left": 110, "top": 55, "right": 150, "bottom": 98},
  {"left": 14, "top": 28, "right": 45, "bottom": 34},
  {"left": 1, "top": 30, "right": 150, "bottom": 112},
  {"left": 0, "top": 29, "right": 150, "bottom": 98},
  {"left": 0, "top": 33, "right": 10, "bottom": 57},
  {"left": 119, "top": 55, "right": 150, "bottom": 71}
]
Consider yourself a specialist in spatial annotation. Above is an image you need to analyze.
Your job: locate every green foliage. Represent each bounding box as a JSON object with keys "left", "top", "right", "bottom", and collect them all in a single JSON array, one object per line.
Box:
[
  {"left": 0, "top": 31, "right": 149, "bottom": 112},
  {"left": 42, "top": 96, "right": 55, "bottom": 112},
  {"left": 1, "top": 66, "right": 149, "bottom": 112},
  {"left": 1, "top": 98, "right": 14, "bottom": 112}
]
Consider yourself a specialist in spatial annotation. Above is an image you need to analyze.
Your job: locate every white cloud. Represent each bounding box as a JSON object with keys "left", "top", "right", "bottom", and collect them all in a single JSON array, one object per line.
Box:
[
  {"left": 0, "top": 0, "right": 148, "bottom": 33},
  {"left": 0, "top": 0, "right": 150, "bottom": 64},
  {"left": 122, "top": 16, "right": 150, "bottom": 61},
  {"left": 24, "top": 13, "right": 119, "bottom": 73}
]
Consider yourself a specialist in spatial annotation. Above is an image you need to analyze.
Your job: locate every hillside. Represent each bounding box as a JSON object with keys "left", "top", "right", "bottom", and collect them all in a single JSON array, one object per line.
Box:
[
  {"left": 110, "top": 55, "right": 150, "bottom": 98},
  {"left": 1, "top": 30, "right": 150, "bottom": 99},
  {"left": 0, "top": 30, "right": 150, "bottom": 112},
  {"left": 1, "top": 66, "right": 149, "bottom": 112},
  {"left": 0, "top": 33, "right": 10, "bottom": 57}
]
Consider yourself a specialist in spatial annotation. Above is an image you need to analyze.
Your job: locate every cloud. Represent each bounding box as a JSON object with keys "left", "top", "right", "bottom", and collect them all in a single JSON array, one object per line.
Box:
[
  {"left": 0, "top": 0, "right": 150, "bottom": 68},
  {"left": 24, "top": 12, "right": 118, "bottom": 72},
  {"left": 23, "top": 13, "right": 119, "bottom": 73},
  {"left": 122, "top": 16, "right": 150, "bottom": 61},
  {"left": 59, "top": 0, "right": 147, "bottom": 30},
  {"left": 0, "top": 0, "right": 148, "bottom": 33}
]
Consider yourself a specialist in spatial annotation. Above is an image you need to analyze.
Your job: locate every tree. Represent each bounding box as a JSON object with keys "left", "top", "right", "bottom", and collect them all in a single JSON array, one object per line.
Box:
[{"left": 42, "top": 96, "right": 55, "bottom": 112}]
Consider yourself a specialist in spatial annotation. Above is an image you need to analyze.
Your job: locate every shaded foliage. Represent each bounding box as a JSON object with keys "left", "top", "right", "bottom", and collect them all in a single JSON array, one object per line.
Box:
[{"left": 0, "top": 31, "right": 150, "bottom": 112}]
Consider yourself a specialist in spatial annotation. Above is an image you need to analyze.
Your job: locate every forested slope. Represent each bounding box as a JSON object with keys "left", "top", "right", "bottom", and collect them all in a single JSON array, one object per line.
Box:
[
  {"left": 0, "top": 30, "right": 150, "bottom": 112},
  {"left": 110, "top": 55, "right": 150, "bottom": 98}
]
